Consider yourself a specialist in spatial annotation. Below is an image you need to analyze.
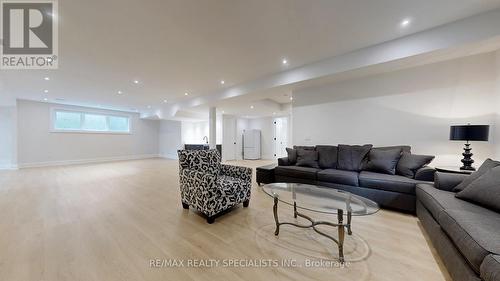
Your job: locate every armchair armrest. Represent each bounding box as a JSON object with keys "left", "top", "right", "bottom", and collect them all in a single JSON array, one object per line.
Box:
[
  {"left": 278, "top": 157, "right": 291, "bottom": 166},
  {"left": 220, "top": 164, "right": 252, "bottom": 182},
  {"left": 414, "top": 166, "right": 436, "bottom": 181},
  {"left": 434, "top": 172, "right": 469, "bottom": 192}
]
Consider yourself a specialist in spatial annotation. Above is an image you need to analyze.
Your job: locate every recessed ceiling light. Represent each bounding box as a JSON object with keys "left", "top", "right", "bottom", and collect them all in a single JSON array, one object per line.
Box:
[
  {"left": 133, "top": 80, "right": 140, "bottom": 84},
  {"left": 220, "top": 80, "right": 225, "bottom": 85},
  {"left": 117, "top": 90, "right": 123, "bottom": 94},
  {"left": 401, "top": 19, "right": 411, "bottom": 27},
  {"left": 184, "top": 92, "right": 189, "bottom": 96},
  {"left": 44, "top": 89, "right": 49, "bottom": 93},
  {"left": 282, "top": 58, "right": 288, "bottom": 65},
  {"left": 290, "top": 97, "right": 294, "bottom": 101},
  {"left": 163, "top": 99, "right": 168, "bottom": 103},
  {"left": 43, "top": 98, "right": 48, "bottom": 101},
  {"left": 44, "top": 77, "right": 50, "bottom": 81},
  {"left": 250, "top": 105, "right": 254, "bottom": 109}
]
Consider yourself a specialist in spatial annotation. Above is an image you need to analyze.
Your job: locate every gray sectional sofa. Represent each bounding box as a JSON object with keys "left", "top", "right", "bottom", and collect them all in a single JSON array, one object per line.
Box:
[
  {"left": 417, "top": 172, "right": 500, "bottom": 281},
  {"left": 276, "top": 145, "right": 435, "bottom": 213}
]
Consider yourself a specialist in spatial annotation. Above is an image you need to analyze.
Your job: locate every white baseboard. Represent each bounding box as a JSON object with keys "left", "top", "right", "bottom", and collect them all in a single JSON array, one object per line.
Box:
[
  {"left": 17, "top": 154, "right": 160, "bottom": 169},
  {"left": 159, "top": 153, "right": 178, "bottom": 160},
  {"left": 0, "top": 164, "right": 18, "bottom": 170}
]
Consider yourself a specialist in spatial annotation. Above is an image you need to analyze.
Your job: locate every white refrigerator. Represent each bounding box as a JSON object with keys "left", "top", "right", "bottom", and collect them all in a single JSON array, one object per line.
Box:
[{"left": 243, "top": 129, "right": 261, "bottom": 160}]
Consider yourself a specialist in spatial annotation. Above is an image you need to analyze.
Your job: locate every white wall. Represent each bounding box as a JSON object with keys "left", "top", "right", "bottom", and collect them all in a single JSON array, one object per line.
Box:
[
  {"left": 0, "top": 106, "right": 17, "bottom": 169},
  {"left": 17, "top": 100, "right": 160, "bottom": 167},
  {"left": 181, "top": 117, "right": 222, "bottom": 145},
  {"left": 159, "top": 120, "right": 182, "bottom": 159},
  {"left": 495, "top": 50, "right": 500, "bottom": 159},
  {"left": 293, "top": 52, "right": 499, "bottom": 166}
]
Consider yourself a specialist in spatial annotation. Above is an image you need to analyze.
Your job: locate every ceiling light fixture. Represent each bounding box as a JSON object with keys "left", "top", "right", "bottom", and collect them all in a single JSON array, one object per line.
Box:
[
  {"left": 400, "top": 18, "right": 411, "bottom": 27},
  {"left": 133, "top": 80, "right": 140, "bottom": 84},
  {"left": 163, "top": 99, "right": 168, "bottom": 103},
  {"left": 117, "top": 90, "right": 123, "bottom": 94},
  {"left": 220, "top": 80, "right": 225, "bottom": 85},
  {"left": 44, "top": 77, "right": 50, "bottom": 81},
  {"left": 44, "top": 89, "right": 49, "bottom": 93},
  {"left": 43, "top": 98, "right": 48, "bottom": 101},
  {"left": 290, "top": 97, "right": 294, "bottom": 101},
  {"left": 184, "top": 92, "right": 189, "bottom": 96},
  {"left": 250, "top": 105, "right": 254, "bottom": 109},
  {"left": 282, "top": 58, "right": 288, "bottom": 65}
]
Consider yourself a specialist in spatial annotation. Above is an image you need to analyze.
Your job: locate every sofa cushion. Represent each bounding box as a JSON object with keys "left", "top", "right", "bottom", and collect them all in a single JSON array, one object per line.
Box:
[
  {"left": 416, "top": 183, "right": 479, "bottom": 220},
  {"left": 316, "top": 145, "right": 338, "bottom": 169},
  {"left": 285, "top": 148, "right": 297, "bottom": 165},
  {"left": 454, "top": 159, "right": 500, "bottom": 192},
  {"left": 396, "top": 152, "right": 435, "bottom": 178},
  {"left": 337, "top": 144, "right": 372, "bottom": 171},
  {"left": 296, "top": 149, "right": 320, "bottom": 168},
  {"left": 364, "top": 148, "right": 401, "bottom": 175},
  {"left": 274, "top": 166, "right": 320, "bottom": 180},
  {"left": 374, "top": 145, "right": 411, "bottom": 153},
  {"left": 439, "top": 208, "right": 500, "bottom": 274},
  {"left": 481, "top": 255, "right": 500, "bottom": 281},
  {"left": 359, "top": 171, "right": 421, "bottom": 195},
  {"left": 457, "top": 166, "right": 500, "bottom": 212},
  {"left": 317, "top": 169, "right": 359, "bottom": 186}
]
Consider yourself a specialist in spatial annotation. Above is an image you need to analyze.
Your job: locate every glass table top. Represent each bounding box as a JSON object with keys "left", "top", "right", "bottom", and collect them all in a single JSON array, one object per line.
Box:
[{"left": 262, "top": 183, "right": 380, "bottom": 216}]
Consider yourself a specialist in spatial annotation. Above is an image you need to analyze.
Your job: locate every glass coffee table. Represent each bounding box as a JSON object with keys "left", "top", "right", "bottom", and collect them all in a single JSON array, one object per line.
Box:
[{"left": 262, "top": 183, "right": 380, "bottom": 263}]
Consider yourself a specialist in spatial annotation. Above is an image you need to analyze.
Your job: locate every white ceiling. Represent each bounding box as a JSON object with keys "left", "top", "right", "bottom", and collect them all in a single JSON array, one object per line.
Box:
[{"left": 2, "top": 0, "right": 500, "bottom": 114}]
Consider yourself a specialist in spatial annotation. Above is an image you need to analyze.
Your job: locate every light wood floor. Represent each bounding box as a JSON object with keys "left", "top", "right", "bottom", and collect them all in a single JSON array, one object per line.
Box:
[{"left": 0, "top": 159, "right": 451, "bottom": 281}]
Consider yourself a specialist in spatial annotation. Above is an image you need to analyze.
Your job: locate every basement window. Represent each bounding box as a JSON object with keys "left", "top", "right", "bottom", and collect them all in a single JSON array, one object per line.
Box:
[{"left": 52, "top": 109, "right": 130, "bottom": 133}]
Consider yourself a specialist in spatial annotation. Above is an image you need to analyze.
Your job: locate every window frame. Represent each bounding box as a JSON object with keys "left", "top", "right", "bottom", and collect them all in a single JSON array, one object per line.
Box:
[{"left": 50, "top": 107, "right": 132, "bottom": 134}]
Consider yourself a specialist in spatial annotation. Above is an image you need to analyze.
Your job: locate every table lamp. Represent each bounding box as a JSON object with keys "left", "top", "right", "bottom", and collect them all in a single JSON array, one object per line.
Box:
[{"left": 449, "top": 124, "right": 489, "bottom": 171}]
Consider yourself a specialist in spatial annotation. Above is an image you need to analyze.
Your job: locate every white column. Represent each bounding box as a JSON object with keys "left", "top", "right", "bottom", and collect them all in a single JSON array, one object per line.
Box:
[{"left": 209, "top": 107, "right": 216, "bottom": 149}]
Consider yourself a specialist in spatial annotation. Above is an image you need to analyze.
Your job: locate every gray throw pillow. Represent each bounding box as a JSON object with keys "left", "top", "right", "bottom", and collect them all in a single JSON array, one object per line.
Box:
[
  {"left": 316, "top": 145, "right": 338, "bottom": 169},
  {"left": 286, "top": 147, "right": 297, "bottom": 164},
  {"left": 453, "top": 158, "right": 500, "bottom": 192},
  {"left": 396, "top": 153, "right": 435, "bottom": 179},
  {"left": 456, "top": 166, "right": 500, "bottom": 212},
  {"left": 364, "top": 148, "right": 402, "bottom": 175},
  {"left": 337, "top": 144, "right": 372, "bottom": 171},
  {"left": 296, "top": 149, "right": 319, "bottom": 169}
]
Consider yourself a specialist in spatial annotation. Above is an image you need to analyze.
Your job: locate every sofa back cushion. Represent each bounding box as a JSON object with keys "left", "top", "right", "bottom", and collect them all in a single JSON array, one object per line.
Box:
[
  {"left": 296, "top": 149, "right": 320, "bottom": 168},
  {"left": 315, "top": 145, "right": 338, "bottom": 169},
  {"left": 285, "top": 147, "right": 297, "bottom": 165},
  {"left": 364, "top": 148, "right": 402, "bottom": 175},
  {"left": 177, "top": 149, "right": 221, "bottom": 175},
  {"left": 456, "top": 166, "right": 500, "bottom": 212},
  {"left": 337, "top": 144, "right": 372, "bottom": 171},
  {"left": 374, "top": 145, "right": 411, "bottom": 154},
  {"left": 396, "top": 152, "right": 435, "bottom": 179},
  {"left": 453, "top": 158, "right": 500, "bottom": 192}
]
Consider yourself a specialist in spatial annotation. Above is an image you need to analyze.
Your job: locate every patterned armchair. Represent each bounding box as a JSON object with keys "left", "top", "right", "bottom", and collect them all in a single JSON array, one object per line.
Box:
[{"left": 178, "top": 149, "right": 252, "bottom": 224}]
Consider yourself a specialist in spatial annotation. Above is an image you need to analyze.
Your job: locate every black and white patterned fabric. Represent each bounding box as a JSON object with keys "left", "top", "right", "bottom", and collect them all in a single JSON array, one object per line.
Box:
[{"left": 178, "top": 149, "right": 252, "bottom": 217}]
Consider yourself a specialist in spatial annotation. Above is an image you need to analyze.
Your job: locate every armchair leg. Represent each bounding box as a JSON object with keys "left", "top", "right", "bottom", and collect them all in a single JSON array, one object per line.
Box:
[
  {"left": 182, "top": 202, "right": 189, "bottom": 209},
  {"left": 243, "top": 200, "right": 250, "bottom": 207},
  {"left": 207, "top": 216, "right": 215, "bottom": 224}
]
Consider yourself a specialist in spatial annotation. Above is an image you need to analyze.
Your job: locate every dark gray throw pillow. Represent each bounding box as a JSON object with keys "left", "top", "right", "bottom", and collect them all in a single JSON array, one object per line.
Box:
[
  {"left": 337, "top": 144, "right": 372, "bottom": 171},
  {"left": 316, "top": 145, "right": 338, "bottom": 169},
  {"left": 396, "top": 153, "right": 435, "bottom": 179},
  {"left": 456, "top": 166, "right": 500, "bottom": 212},
  {"left": 296, "top": 149, "right": 319, "bottom": 169},
  {"left": 286, "top": 147, "right": 297, "bottom": 164},
  {"left": 453, "top": 158, "right": 500, "bottom": 192},
  {"left": 364, "top": 148, "right": 402, "bottom": 175}
]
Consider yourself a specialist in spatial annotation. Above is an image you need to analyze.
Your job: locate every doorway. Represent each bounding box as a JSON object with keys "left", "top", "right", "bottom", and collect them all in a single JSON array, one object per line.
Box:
[{"left": 273, "top": 117, "right": 288, "bottom": 159}]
